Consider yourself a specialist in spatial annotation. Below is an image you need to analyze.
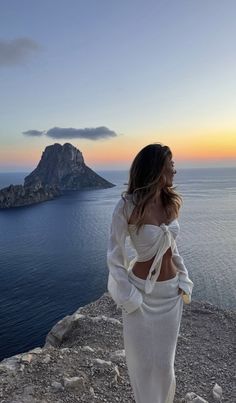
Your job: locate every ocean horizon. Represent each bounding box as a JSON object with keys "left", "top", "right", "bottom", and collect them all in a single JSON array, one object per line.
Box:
[{"left": 0, "top": 167, "right": 235, "bottom": 361}]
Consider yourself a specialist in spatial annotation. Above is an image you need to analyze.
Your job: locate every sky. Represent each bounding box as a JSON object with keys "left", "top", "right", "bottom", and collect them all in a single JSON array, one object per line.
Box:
[{"left": 0, "top": 0, "right": 236, "bottom": 172}]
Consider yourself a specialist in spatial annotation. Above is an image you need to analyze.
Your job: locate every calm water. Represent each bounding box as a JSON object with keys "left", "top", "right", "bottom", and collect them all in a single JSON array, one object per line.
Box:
[{"left": 0, "top": 168, "right": 235, "bottom": 361}]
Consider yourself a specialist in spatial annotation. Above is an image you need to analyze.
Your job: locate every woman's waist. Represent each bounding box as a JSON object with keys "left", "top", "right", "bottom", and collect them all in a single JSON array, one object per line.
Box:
[
  {"left": 128, "top": 267, "right": 179, "bottom": 297},
  {"left": 131, "top": 255, "right": 178, "bottom": 281}
]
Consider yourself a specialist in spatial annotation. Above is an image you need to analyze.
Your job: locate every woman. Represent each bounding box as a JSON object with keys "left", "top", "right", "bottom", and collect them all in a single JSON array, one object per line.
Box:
[{"left": 107, "top": 143, "right": 193, "bottom": 403}]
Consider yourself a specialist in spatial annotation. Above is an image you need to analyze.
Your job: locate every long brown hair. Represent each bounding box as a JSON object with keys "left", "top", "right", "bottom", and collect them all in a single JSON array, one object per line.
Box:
[{"left": 123, "top": 143, "right": 182, "bottom": 231}]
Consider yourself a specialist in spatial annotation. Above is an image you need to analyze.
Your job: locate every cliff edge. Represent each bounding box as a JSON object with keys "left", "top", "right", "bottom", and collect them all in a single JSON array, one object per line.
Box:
[{"left": 0, "top": 294, "right": 235, "bottom": 403}]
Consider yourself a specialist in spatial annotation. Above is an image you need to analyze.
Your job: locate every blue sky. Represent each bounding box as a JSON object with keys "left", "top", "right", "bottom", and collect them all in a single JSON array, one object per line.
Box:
[{"left": 0, "top": 0, "right": 236, "bottom": 171}]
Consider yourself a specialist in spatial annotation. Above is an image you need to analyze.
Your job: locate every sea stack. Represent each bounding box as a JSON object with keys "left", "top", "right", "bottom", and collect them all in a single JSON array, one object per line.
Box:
[
  {"left": 0, "top": 143, "right": 115, "bottom": 208},
  {"left": 24, "top": 143, "right": 115, "bottom": 190}
]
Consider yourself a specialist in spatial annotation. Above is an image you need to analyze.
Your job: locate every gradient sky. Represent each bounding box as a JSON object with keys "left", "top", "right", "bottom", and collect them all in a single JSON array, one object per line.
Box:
[{"left": 0, "top": 0, "right": 236, "bottom": 171}]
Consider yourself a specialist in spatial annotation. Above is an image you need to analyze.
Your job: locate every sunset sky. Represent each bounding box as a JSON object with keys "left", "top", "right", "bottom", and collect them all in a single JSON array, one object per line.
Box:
[{"left": 1, "top": 0, "right": 236, "bottom": 171}]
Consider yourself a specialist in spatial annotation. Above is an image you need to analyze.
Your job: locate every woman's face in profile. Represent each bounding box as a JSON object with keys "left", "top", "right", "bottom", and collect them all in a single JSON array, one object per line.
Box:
[{"left": 162, "top": 155, "right": 176, "bottom": 187}]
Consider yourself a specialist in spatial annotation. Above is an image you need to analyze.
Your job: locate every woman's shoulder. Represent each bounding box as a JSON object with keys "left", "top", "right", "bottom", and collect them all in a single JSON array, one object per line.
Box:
[{"left": 113, "top": 194, "right": 136, "bottom": 219}]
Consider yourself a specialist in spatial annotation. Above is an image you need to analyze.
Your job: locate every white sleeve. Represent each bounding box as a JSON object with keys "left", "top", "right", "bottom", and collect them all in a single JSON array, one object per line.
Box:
[
  {"left": 172, "top": 242, "right": 194, "bottom": 300},
  {"left": 107, "top": 198, "right": 143, "bottom": 314}
]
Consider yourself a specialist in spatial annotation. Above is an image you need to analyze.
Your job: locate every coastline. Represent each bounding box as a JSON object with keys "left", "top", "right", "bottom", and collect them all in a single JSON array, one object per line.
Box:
[{"left": 0, "top": 293, "right": 235, "bottom": 402}]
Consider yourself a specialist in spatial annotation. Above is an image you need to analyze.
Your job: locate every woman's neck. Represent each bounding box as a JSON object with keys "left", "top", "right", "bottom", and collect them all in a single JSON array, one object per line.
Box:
[{"left": 150, "top": 190, "right": 162, "bottom": 206}]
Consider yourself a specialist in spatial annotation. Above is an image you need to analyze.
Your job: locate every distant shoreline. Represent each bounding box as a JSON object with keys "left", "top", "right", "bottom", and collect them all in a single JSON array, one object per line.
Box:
[{"left": 0, "top": 165, "right": 236, "bottom": 175}]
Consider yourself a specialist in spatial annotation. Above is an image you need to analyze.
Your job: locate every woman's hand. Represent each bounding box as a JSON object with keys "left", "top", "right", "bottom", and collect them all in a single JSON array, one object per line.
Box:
[{"left": 178, "top": 288, "right": 191, "bottom": 304}]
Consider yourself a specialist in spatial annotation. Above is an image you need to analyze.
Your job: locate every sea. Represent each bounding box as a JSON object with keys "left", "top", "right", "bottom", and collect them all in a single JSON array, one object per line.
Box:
[{"left": 0, "top": 168, "right": 235, "bottom": 361}]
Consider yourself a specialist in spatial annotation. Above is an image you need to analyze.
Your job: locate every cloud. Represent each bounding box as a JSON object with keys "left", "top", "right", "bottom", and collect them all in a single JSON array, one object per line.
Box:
[
  {"left": 0, "top": 38, "right": 41, "bottom": 66},
  {"left": 23, "top": 130, "right": 44, "bottom": 137},
  {"left": 46, "top": 126, "right": 118, "bottom": 140},
  {"left": 22, "top": 126, "right": 118, "bottom": 140}
]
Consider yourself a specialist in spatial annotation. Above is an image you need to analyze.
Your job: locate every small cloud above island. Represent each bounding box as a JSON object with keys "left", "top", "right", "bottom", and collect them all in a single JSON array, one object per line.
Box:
[
  {"left": 0, "top": 38, "right": 41, "bottom": 66},
  {"left": 22, "top": 126, "right": 119, "bottom": 140},
  {"left": 23, "top": 129, "right": 44, "bottom": 137}
]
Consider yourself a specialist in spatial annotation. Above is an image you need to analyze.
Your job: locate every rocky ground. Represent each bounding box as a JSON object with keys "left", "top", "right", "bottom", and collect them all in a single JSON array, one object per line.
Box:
[{"left": 0, "top": 293, "right": 235, "bottom": 403}]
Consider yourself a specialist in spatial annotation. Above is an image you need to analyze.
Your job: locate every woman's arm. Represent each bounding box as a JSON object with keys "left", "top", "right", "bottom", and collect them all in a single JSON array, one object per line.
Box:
[
  {"left": 172, "top": 242, "right": 194, "bottom": 303},
  {"left": 107, "top": 198, "right": 143, "bottom": 314}
]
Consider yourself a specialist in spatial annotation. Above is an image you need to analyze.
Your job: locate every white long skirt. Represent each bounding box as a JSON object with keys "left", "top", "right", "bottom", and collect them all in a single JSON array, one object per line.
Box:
[{"left": 122, "top": 270, "right": 183, "bottom": 403}]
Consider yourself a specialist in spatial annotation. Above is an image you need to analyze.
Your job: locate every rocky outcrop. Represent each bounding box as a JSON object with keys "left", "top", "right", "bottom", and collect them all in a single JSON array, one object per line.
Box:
[
  {"left": 0, "top": 294, "right": 235, "bottom": 402},
  {"left": 0, "top": 143, "right": 115, "bottom": 209},
  {"left": 0, "top": 183, "right": 60, "bottom": 209},
  {"left": 24, "top": 143, "right": 114, "bottom": 190}
]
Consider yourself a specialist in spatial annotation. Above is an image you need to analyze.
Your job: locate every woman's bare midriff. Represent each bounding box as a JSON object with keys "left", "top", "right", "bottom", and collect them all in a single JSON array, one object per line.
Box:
[{"left": 132, "top": 247, "right": 177, "bottom": 281}]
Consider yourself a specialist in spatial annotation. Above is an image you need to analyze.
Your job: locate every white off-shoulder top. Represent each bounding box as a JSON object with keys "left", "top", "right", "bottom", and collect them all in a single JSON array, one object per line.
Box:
[{"left": 107, "top": 195, "right": 194, "bottom": 314}]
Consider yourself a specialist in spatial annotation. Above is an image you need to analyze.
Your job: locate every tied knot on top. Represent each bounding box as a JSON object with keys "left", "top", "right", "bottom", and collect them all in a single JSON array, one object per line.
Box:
[
  {"left": 160, "top": 223, "right": 169, "bottom": 234},
  {"left": 144, "top": 224, "right": 174, "bottom": 294}
]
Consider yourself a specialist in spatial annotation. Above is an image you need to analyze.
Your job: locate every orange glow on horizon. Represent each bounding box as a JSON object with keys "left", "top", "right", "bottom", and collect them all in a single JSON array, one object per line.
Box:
[
  {"left": 0, "top": 132, "right": 235, "bottom": 169},
  {"left": 171, "top": 133, "right": 236, "bottom": 162},
  {"left": 84, "top": 132, "right": 236, "bottom": 166},
  {"left": 0, "top": 147, "right": 42, "bottom": 169}
]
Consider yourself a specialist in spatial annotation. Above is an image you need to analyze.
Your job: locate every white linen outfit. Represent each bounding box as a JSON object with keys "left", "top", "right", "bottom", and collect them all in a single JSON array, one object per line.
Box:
[{"left": 107, "top": 194, "right": 194, "bottom": 403}]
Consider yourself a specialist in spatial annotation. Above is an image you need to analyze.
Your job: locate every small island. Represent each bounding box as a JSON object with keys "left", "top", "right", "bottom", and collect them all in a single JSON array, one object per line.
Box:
[{"left": 0, "top": 143, "right": 115, "bottom": 209}]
